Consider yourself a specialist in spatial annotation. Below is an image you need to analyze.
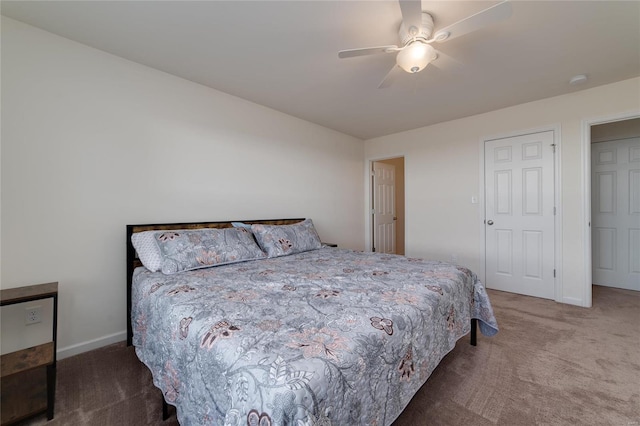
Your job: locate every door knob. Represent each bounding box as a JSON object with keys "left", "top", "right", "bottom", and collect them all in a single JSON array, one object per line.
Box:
[{"left": 487, "top": 220, "right": 494, "bottom": 225}]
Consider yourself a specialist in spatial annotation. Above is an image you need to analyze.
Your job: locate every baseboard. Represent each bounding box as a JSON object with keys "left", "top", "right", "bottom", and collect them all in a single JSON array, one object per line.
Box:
[
  {"left": 57, "top": 330, "right": 126, "bottom": 360},
  {"left": 562, "top": 296, "right": 585, "bottom": 307}
]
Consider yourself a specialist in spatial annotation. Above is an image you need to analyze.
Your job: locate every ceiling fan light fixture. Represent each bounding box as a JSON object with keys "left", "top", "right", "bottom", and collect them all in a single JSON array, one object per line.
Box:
[{"left": 396, "top": 42, "right": 437, "bottom": 73}]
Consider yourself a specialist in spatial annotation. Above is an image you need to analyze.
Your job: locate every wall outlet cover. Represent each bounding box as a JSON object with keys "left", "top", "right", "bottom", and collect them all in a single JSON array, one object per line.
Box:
[{"left": 25, "top": 306, "right": 42, "bottom": 325}]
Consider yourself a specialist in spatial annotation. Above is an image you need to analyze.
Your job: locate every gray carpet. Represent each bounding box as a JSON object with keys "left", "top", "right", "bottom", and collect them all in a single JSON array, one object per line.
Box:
[{"left": 13, "top": 286, "right": 640, "bottom": 425}]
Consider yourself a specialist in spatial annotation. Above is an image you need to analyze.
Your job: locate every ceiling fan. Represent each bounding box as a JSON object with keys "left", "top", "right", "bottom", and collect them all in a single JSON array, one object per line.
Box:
[{"left": 338, "top": 0, "right": 512, "bottom": 88}]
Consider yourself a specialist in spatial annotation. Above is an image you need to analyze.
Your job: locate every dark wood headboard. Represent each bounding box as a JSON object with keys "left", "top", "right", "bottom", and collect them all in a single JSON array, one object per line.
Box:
[{"left": 126, "top": 218, "right": 305, "bottom": 346}]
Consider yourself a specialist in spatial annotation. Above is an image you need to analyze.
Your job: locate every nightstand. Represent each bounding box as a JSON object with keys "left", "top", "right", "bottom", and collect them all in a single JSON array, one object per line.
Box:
[
  {"left": 1, "top": 282, "right": 58, "bottom": 424},
  {"left": 322, "top": 243, "right": 338, "bottom": 247}
]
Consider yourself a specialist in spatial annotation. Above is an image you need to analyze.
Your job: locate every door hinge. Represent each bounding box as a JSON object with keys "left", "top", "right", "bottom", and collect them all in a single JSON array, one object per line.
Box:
[
  {"left": 553, "top": 207, "right": 556, "bottom": 215},
  {"left": 551, "top": 143, "right": 556, "bottom": 153},
  {"left": 553, "top": 269, "right": 556, "bottom": 278},
  {"left": 371, "top": 209, "right": 375, "bottom": 215}
]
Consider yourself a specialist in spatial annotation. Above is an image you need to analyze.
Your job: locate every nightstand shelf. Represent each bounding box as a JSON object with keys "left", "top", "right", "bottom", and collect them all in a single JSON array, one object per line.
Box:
[{"left": 1, "top": 282, "right": 58, "bottom": 425}]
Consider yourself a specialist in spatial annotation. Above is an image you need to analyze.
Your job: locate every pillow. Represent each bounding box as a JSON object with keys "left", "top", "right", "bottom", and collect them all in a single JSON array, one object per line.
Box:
[
  {"left": 131, "top": 227, "right": 266, "bottom": 274},
  {"left": 130, "top": 231, "right": 164, "bottom": 272},
  {"left": 231, "top": 221, "right": 252, "bottom": 230},
  {"left": 251, "top": 218, "right": 322, "bottom": 258}
]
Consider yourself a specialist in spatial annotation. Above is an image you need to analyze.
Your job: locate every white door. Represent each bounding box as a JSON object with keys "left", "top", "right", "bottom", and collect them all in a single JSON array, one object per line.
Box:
[
  {"left": 484, "top": 131, "right": 556, "bottom": 299},
  {"left": 591, "top": 137, "right": 640, "bottom": 291},
  {"left": 373, "top": 161, "right": 396, "bottom": 254}
]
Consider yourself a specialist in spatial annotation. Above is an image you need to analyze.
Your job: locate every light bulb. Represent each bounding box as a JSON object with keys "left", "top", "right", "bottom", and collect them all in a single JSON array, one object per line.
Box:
[{"left": 396, "top": 42, "right": 437, "bottom": 74}]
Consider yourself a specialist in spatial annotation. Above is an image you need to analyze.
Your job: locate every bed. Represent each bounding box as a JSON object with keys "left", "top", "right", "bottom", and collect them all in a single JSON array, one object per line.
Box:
[{"left": 126, "top": 218, "right": 498, "bottom": 426}]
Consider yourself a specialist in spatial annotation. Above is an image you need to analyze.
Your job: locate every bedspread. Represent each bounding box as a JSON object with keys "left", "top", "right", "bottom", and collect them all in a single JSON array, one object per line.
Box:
[{"left": 132, "top": 248, "right": 498, "bottom": 426}]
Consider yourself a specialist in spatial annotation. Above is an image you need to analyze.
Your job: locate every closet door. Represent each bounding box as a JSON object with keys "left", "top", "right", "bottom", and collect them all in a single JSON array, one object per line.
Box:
[
  {"left": 592, "top": 137, "right": 640, "bottom": 291},
  {"left": 484, "top": 131, "right": 556, "bottom": 299}
]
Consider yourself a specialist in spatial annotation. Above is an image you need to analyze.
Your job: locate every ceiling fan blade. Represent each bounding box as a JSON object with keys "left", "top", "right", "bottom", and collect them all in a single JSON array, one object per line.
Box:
[
  {"left": 398, "top": 0, "right": 423, "bottom": 37},
  {"left": 378, "top": 65, "right": 404, "bottom": 89},
  {"left": 338, "top": 45, "right": 399, "bottom": 59},
  {"left": 430, "top": 50, "right": 464, "bottom": 74},
  {"left": 433, "top": 0, "right": 512, "bottom": 42}
]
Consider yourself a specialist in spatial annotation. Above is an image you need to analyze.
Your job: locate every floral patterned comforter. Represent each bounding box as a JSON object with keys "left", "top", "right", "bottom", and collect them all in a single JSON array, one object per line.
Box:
[{"left": 132, "top": 247, "right": 498, "bottom": 426}]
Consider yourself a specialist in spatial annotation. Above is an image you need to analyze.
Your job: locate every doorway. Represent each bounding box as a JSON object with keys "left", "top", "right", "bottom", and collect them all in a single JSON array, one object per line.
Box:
[
  {"left": 590, "top": 118, "right": 640, "bottom": 291},
  {"left": 371, "top": 157, "right": 405, "bottom": 255},
  {"left": 583, "top": 112, "right": 640, "bottom": 306}
]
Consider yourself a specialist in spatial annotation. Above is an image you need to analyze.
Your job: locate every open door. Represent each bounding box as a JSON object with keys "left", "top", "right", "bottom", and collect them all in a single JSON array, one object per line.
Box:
[{"left": 372, "top": 161, "right": 396, "bottom": 254}]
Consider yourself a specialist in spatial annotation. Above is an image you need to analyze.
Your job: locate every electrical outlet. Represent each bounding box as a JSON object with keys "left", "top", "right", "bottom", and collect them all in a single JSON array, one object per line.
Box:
[{"left": 25, "top": 306, "right": 42, "bottom": 325}]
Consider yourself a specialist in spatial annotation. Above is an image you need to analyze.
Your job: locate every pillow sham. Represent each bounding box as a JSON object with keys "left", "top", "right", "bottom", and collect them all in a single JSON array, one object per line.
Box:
[
  {"left": 131, "top": 227, "right": 266, "bottom": 274},
  {"left": 251, "top": 218, "right": 322, "bottom": 258}
]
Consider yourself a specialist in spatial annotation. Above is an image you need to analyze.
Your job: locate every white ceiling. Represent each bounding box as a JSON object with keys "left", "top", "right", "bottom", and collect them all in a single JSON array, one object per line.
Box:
[{"left": 2, "top": 1, "right": 639, "bottom": 140}]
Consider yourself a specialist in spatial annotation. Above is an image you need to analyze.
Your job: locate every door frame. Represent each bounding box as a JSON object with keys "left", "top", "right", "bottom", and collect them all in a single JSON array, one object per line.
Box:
[
  {"left": 365, "top": 155, "right": 406, "bottom": 253},
  {"left": 478, "top": 124, "right": 563, "bottom": 302},
  {"left": 582, "top": 110, "right": 640, "bottom": 307}
]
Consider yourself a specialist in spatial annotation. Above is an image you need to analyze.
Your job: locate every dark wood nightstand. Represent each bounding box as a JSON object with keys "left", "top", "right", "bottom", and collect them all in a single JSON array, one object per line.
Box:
[{"left": 1, "top": 282, "right": 58, "bottom": 425}]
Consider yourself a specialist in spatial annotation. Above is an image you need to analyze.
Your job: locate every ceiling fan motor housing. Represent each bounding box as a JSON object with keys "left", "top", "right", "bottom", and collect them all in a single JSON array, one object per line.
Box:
[{"left": 399, "top": 12, "right": 434, "bottom": 45}]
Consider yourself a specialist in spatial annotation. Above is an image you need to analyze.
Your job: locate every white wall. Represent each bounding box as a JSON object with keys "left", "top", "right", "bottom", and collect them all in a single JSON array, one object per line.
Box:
[
  {"left": 1, "top": 17, "right": 365, "bottom": 358},
  {"left": 365, "top": 77, "right": 640, "bottom": 307},
  {"left": 591, "top": 118, "right": 640, "bottom": 143}
]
